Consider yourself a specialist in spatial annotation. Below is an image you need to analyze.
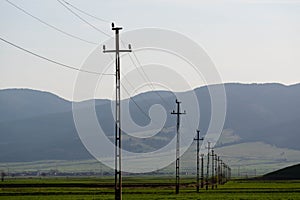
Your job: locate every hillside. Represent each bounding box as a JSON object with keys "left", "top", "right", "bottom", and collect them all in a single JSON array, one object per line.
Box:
[
  {"left": 0, "top": 89, "right": 71, "bottom": 123},
  {"left": 261, "top": 163, "right": 300, "bottom": 180},
  {"left": 0, "top": 83, "right": 300, "bottom": 163}
]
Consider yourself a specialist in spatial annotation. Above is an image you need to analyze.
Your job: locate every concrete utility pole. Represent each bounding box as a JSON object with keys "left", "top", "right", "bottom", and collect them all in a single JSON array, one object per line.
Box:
[
  {"left": 1, "top": 171, "right": 4, "bottom": 182},
  {"left": 205, "top": 141, "right": 211, "bottom": 190},
  {"left": 194, "top": 130, "right": 204, "bottom": 193},
  {"left": 223, "top": 162, "right": 226, "bottom": 184},
  {"left": 217, "top": 156, "right": 221, "bottom": 184},
  {"left": 211, "top": 149, "right": 215, "bottom": 190},
  {"left": 215, "top": 154, "right": 218, "bottom": 189},
  {"left": 224, "top": 164, "right": 227, "bottom": 183},
  {"left": 103, "top": 22, "right": 132, "bottom": 200},
  {"left": 200, "top": 154, "right": 204, "bottom": 188},
  {"left": 219, "top": 160, "right": 223, "bottom": 184},
  {"left": 171, "top": 99, "right": 186, "bottom": 194}
]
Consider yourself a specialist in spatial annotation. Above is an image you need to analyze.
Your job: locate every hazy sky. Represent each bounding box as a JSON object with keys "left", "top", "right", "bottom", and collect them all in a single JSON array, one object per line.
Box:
[{"left": 1, "top": 0, "right": 300, "bottom": 100}]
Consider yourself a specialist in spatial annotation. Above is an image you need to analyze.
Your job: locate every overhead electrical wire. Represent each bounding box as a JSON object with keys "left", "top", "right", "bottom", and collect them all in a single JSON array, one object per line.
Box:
[
  {"left": 56, "top": 0, "right": 111, "bottom": 38},
  {"left": 106, "top": 53, "right": 152, "bottom": 119},
  {"left": 123, "top": 51, "right": 171, "bottom": 109},
  {"left": 56, "top": 0, "right": 169, "bottom": 107},
  {"left": 0, "top": 37, "right": 111, "bottom": 75},
  {"left": 121, "top": 83, "right": 151, "bottom": 121},
  {"left": 120, "top": 71, "right": 153, "bottom": 108},
  {"left": 5, "top": 0, "right": 97, "bottom": 45},
  {"left": 1, "top": 36, "right": 152, "bottom": 120},
  {"left": 56, "top": 0, "right": 172, "bottom": 116},
  {"left": 0, "top": 35, "right": 153, "bottom": 121},
  {"left": 131, "top": 50, "right": 170, "bottom": 107},
  {"left": 60, "top": 0, "right": 110, "bottom": 23},
  {"left": 3, "top": 0, "right": 171, "bottom": 121}
]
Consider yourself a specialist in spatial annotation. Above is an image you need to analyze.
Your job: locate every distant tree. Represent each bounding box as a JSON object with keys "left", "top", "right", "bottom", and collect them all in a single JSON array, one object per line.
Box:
[{"left": 1, "top": 171, "right": 6, "bottom": 182}]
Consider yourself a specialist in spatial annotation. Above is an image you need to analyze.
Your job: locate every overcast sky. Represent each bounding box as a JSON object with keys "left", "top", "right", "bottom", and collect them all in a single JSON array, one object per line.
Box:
[{"left": 1, "top": 0, "right": 300, "bottom": 100}]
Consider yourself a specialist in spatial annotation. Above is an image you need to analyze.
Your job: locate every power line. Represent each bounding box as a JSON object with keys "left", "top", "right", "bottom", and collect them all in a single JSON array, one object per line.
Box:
[
  {"left": 3, "top": 0, "right": 151, "bottom": 120},
  {"left": 60, "top": 0, "right": 110, "bottom": 23},
  {"left": 131, "top": 50, "right": 170, "bottom": 108},
  {"left": 57, "top": 0, "right": 111, "bottom": 38},
  {"left": 106, "top": 53, "right": 153, "bottom": 115},
  {"left": 3, "top": 0, "right": 159, "bottom": 125},
  {"left": 120, "top": 71, "right": 153, "bottom": 109},
  {"left": 121, "top": 75, "right": 165, "bottom": 127},
  {"left": 1, "top": 38, "right": 153, "bottom": 130},
  {"left": 120, "top": 39, "right": 171, "bottom": 108},
  {"left": 6, "top": 0, "right": 171, "bottom": 120},
  {"left": 57, "top": 0, "right": 171, "bottom": 109},
  {"left": 121, "top": 83, "right": 151, "bottom": 121},
  {"left": 57, "top": 0, "right": 171, "bottom": 108},
  {"left": 5, "top": 0, "right": 97, "bottom": 45},
  {"left": 0, "top": 36, "right": 110, "bottom": 75}
]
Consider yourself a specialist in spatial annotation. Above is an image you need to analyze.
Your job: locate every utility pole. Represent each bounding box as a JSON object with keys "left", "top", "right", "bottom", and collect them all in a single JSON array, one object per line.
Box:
[
  {"left": 194, "top": 130, "right": 203, "bottom": 193},
  {"left": 218, "top": 159, "right": 220, "bottom": 184},
  {"left": 205, "top": 141, "right": 211, "bottom": 190},
  {"left": 214, "top": 154, "right": 218, "bottom": 189},
  {"left": 200, "top": 154, "right": 204, "bottom": 188},
  {"left": 103, "top": 22, "right": 132, "bottom": 200},
  {"left": 224, "top": 164, "right": 227, "bottom": 183},
  {"left": 171, "top": 99, "right": 186, "bottom": 194},
  {"left": 222, "top": 163, "right": 226, "bottom": 184},
  {"left": 211, "top": 149, "right": 214, "bottom": 190},
  {"left": 219, "top": 160, "right": 223, "bottom": 185}
]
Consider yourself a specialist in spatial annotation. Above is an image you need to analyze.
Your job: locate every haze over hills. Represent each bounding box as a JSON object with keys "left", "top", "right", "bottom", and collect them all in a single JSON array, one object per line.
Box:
[
  {"left": 0, "top": 89, "right": 71, "bottom": 123},
  {"left": 0, "top": 83, "right": 300, "bottom": 172}
]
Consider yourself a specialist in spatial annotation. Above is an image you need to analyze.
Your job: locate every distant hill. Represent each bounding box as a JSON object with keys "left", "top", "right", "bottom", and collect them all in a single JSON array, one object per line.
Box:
[
  {"left": 0, "top": 89, "right": 71, "bottom": 123},
  {"left": 0, "top": 83, "right": 300, "bottom": 162},
  {"left": 261, "top": 163, "right": 300, "bottom": 180},
  {"left": 223, "top": 83, "right": 300, "bottom": 150}
]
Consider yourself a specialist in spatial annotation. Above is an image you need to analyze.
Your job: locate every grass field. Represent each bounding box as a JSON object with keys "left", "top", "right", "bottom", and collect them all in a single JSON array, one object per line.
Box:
[{"left": 1, "top": 177, "right": 300, "bottom": 199}]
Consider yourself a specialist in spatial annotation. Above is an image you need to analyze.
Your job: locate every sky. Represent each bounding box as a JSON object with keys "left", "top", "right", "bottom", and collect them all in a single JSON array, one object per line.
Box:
[{"left": 1, "top": 0, "right": 300, "bottom": 100}]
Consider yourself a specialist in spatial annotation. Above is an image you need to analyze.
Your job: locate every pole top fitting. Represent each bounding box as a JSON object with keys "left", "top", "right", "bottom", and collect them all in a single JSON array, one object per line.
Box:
[
  {"left": 175, "top": 99, "right": 181, "bottom": 104},
  {"left": 111, "top": 22, "right": 123, "bottom": 31}
]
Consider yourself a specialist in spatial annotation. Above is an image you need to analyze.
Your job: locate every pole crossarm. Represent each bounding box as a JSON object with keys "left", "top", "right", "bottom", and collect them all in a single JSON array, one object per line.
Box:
[{"left": 103, "top": 50, "right": 132, "bottom": 53}]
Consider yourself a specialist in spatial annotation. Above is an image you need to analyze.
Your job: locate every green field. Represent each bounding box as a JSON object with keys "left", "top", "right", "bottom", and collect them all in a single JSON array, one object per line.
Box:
[{"left": 1, "top": 177, "right": 300, "bottom": 199}]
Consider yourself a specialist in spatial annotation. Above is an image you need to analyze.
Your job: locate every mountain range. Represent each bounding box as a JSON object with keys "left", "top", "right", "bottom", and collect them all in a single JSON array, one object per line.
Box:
[{"left": 0, "top": 83, "right": 300, "bottom": 164}]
